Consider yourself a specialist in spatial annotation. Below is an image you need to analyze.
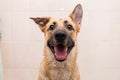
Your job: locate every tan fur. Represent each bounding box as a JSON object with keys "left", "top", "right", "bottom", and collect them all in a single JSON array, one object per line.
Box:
[
  {"left": 38, "top": 45, "right": 80, "bottom": 80},
  {"left": 31, "top": 4, "right": 83, "bottom": 80}
]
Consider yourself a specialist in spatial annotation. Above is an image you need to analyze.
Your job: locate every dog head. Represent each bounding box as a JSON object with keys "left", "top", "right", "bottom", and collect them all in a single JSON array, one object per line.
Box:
[{"left": 31, "top": 4, "right": 83, "bottom": 62}]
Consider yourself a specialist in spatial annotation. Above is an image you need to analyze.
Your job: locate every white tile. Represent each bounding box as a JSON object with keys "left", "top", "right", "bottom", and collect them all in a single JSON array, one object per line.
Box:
[
  {"left": 3, "top": 69, "right": 14, "bottom": 80},
  {"left": 1, "top": 42, "right": 13, "bottom": 68},
  {"left": 3, "top": 68, "right": 38, "bottom": 80},
  {"left": 11, "top": 69, "right": 38, "bottom": 80},
  {"left": 0, "top": 13, "right": 13, "bottom": 41},
  {"left": 0, "top": 0, "right": 29, "bottom": 12},
  {"left": 29, "top": 0, "right": 85, "bottom": 12},
  {"left": 10, "top": 12, "right": 31, "bottom": 42},
  {"left": 28, "top": 42, "right": 44, "bottom": 69},
  {"left": 88, "top": 0, "right": 120, "bottom": 12},
  {"left": 11, "top": 42, "right": 29, "bottom": 69}
]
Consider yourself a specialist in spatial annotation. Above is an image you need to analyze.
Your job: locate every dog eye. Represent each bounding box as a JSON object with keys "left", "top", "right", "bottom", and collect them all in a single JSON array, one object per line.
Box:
[
  {"left": 49, "top": 25, "right": 55, "bottom": 30},
  {"left": 67, "top": 25, "right": 73, "bottom": 30}
]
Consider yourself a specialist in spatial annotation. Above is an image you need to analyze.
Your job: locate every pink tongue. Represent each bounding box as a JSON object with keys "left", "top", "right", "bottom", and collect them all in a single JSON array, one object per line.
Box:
[{"left": 55, "top": 48, "right": 67, "bottom": 60}]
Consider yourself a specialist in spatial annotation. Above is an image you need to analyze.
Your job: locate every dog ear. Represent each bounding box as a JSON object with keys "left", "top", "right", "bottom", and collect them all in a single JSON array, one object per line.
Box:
[
  {"left": 30, "top": 17, "right": 50, "bottom": 32},
  {"left": 69, "top": 4, "right": 83, "bottom": 26}
]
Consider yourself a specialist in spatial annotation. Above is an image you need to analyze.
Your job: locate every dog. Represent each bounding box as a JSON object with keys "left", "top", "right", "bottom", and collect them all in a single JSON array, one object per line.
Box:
[{"left": 30, "top": 4, "right": 83, "bottom": 80}]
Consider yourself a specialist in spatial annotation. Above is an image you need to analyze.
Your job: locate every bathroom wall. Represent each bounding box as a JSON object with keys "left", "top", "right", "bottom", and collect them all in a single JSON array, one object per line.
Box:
[
  {"left": 0, "top": 0, "right": 120, "bottom": 80},
  {"left": 0, "top": 43, "right": 4, "bottom": 80}
]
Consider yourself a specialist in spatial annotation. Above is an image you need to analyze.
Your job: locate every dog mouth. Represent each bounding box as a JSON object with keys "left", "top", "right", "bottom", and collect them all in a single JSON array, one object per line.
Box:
[
  {"left": 47, "top": 30, "right": 74, "bottom": 62},
  {"left": 48, "top": 42, "right": 74, "bottom": 62},
  {"left": 55, "top": 45, "right": 67, "bottom": 61}
]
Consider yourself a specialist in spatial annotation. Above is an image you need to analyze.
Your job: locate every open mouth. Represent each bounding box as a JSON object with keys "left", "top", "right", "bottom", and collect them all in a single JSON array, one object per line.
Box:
[
  {"left": 47, "top": 30, "right": 74, "bottom": 62},
  {"left": 48, "top": 43, "right": 74, "bottom": 62}
]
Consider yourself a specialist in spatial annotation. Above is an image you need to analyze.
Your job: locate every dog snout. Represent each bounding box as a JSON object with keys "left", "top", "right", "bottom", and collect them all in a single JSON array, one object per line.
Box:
[{"left": 55, "top": 30, "right": 67, "bottom": 41}]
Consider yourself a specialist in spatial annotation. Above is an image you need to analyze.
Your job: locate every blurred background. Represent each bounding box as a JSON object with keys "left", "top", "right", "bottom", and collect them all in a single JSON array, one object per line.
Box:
[{"left": 0, "top": 0, "right": 120, "bottom": 80}]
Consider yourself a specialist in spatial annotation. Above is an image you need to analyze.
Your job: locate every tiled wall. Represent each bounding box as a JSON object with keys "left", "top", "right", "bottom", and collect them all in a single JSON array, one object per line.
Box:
[
  {"left": 0, "top": 46, "right": 4, "bottom": 80},
  {"left": 0, "top": 0, "right": 120, "bottom": 80}
]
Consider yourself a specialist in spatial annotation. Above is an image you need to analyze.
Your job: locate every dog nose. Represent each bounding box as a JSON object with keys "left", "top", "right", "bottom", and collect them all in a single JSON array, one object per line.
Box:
[{"left": 55, "top": 30, "right": 67, "bottom": 41}]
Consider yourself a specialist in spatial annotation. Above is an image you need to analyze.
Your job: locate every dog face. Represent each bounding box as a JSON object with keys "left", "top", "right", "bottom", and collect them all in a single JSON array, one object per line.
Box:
[{"left": 31, "top": 4, "right": 83, "bottom": 62}]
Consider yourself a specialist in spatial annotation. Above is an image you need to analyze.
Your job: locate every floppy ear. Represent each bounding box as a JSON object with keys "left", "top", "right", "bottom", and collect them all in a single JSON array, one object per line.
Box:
[
  {"left": 69, "top": 4, "right": 83, "bottom": 26},
  {"left": 30, "top": 17, "right": 50, "bottom": 32}
]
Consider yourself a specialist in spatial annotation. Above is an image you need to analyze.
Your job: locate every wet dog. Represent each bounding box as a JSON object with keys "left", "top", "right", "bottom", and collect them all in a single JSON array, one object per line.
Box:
[{"left": 31, "top": 4, "right": 83, "bottom": 80}]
